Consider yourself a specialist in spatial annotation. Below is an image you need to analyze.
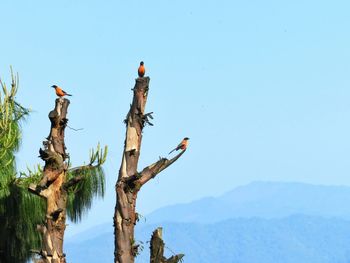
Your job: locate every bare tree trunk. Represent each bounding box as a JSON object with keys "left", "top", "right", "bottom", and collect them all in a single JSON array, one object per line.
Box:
[
  {"left": 29, "top": 98, "right": 70, "bottom": 263},
  {"left": 150, "top": 228, "right": 184, "bottom": 263},
  {"left": 28, "top": 95, "right": 107, "bottom": 263},
  {"left": 114, "top": 77, "right": 186, "bottom": 263}
]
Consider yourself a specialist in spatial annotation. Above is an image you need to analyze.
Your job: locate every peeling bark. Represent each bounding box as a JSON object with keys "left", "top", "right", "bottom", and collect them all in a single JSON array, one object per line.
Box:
[
  {"left": 29, "top": 98, "right": 70, "bottom": 263},
  {"left": 114, "top": 77, "right": 186, "bottom": 263}
]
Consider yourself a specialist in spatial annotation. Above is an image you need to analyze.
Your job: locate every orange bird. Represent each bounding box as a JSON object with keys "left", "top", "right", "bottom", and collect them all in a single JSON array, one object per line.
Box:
[
  {"left": 169, "top": 137, "right": 189, "bottom": 154},
  {"left": 138, "top": 61, "right": 145, "bottom": 78},
  {"left": 51, "top": 85, "right": 72, "bottom": 97}
]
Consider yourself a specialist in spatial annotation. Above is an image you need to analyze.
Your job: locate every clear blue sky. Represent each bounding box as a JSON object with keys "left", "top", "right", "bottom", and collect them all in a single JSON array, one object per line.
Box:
[{"left": 1, "top": 0, "right": 350, "bottom": 236}]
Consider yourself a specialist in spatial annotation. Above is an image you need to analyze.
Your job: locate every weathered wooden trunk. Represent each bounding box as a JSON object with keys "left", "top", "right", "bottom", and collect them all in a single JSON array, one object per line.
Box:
[
  {"left": 114, "top": 76, "right": 185, "bottom": 263},
  {"left": 114, "top": 77, "right": 149, "bottom": 263},
  {"left": 30, "top": 98, "right": 70, "bottom": 263}
]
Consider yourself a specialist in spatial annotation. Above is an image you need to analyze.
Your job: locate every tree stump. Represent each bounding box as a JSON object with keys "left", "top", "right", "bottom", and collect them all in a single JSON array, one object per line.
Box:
[{"left": 150, "top": 228, "right": 184, "bottom": 263}]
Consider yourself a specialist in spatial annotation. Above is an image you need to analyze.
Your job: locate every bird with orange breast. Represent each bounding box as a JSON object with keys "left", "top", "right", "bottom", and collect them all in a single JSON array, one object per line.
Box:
[
  {"left": 51, "top": 85, "right": 72, "bottom": 97},
  {"left": 138, "top": 61, "right": 145, "bottom": 78},
  {"left": 169, "top": 137, "right": 190, "bottom": 154}
]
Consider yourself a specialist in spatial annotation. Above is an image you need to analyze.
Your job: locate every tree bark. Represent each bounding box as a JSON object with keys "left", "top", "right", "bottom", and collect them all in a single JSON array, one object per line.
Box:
[
  {"left": 114, "top": 77, "right": 186, "bottom": 263},
  {"left": 28, "top": 98, "right": 107, "bottom": 263},
  {"left": 150, "top": 228, "right": 184, "bottom": 263},
  {"left": 29, "top": 98, "right": 70, "bottom": 263}
]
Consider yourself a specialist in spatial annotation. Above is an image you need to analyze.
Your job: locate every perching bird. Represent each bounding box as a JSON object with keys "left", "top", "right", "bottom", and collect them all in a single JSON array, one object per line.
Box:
[
  {"left": 51, "top": 85, "right": 72, "bottom": 97},
  {"left": 138, "top": 61, "right": 145, "bottom": 78},
  {"left": 169, "top": 137, "right": 190, "bottom": 154}
]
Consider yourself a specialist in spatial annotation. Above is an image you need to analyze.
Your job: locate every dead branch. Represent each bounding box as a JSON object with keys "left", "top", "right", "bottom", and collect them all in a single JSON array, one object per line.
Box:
[{"left": 138, "top": 150, "right": 186, "bottom": 186}]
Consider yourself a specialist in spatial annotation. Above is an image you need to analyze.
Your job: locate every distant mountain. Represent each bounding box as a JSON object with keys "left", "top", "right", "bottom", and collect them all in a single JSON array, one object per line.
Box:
[
  {"left": 146, "top": 181, "right": 350, "bottom": 223},
  {"left": 66, "top": 215, "right": 350, "bottom": 263},
  {"left": 65, "top": 181, "right": 350, "bottom": 263}
]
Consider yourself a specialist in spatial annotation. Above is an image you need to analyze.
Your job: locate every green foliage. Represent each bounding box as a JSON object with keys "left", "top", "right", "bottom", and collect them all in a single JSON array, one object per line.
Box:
[
  {"left": 0, "top": 182, "right": 44, "bottom": 263},
  {"left": 0, "top": 70, "right": 108, "bottom": 262},
  {"left": 89, "top": 142, "right": 108, "bottom": 166},
  {"left": 66, "top": 144, "right": 107, "bottom": 222},
  {"left": 0, "top": 69, "right": 29, "bottom": 198},
  {"left": 0, "top": 69, "right": 44, "bottom": 263},
  {"left": 18, "top": 164, "right": 44, "bottom": 187}
]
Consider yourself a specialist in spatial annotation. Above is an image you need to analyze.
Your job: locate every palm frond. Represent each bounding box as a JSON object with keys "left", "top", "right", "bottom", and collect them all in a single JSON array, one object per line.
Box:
[{"left": 66, "top": 144, "right": 107, "bottom": 222}]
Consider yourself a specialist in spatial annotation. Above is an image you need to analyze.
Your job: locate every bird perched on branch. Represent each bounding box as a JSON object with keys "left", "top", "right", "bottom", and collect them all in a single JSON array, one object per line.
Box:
[
  {"left": 52, "top": 85, "right": 72, "bottom": 97},
  {"left": 169, "top": 137, "right": 189, "bottom": 154},
  {"left": 138, "top": 61, "right": 145, "bottom": 78}
]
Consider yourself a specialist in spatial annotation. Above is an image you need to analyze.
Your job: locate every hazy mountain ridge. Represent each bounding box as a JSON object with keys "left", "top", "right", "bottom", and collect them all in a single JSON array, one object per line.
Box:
[
  {"left": 65, "top": 181, "right": 350, "bottom": 263},
  {"left": 147, "top": 181, "right": 350, "bottom": 223},
  {"left": 66, "top": 215, "right": 350, "bottom": 263}
]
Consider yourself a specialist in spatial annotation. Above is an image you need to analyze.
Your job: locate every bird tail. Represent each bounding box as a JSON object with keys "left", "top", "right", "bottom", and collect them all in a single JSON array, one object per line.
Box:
[
  {"left": 168, "top": 148, "right": 176, "bottom": 155},
  {"left": 66, "top": 93, "right": 72, "bottom": 96}
]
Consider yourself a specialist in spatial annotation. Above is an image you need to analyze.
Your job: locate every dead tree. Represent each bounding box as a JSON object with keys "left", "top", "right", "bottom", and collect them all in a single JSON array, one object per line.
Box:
[
  {"left": 114, "top": 77, "right": 186, "bottom": 263},
  {"left": 29, "top": 98, "right": 106, "bottom": 263},
  {"left": 150, "top": 228, "right": 184, "bottom": 263},
  {"left": 28, "top": 98, "right": 70, "bottom": 263}
]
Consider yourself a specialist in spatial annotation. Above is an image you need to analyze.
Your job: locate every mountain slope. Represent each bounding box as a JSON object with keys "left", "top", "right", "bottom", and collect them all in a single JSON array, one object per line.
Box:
[
  {"left": 146, "top": 181, "right": 350, "bottom": 223},
  {"left": 65, "top": 215, "right": 350, "bottom": 263},
  {"left": 65, "top": 181, "right": 350, "bottom": 262}
]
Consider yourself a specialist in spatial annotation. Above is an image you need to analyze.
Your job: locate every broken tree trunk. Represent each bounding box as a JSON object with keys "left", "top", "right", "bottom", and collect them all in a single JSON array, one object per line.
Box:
[
  {"left": 150, "top": 228, "right": 184, "bottom": 263},
  {"left": 28, "top": 96, "right": 107, "bottom": 263},
  {"left": 114, "top": 77, "right": 186, "bottom": 263},
  {"left": 29, "top": 98, "right": 70, "bottom": 263}
]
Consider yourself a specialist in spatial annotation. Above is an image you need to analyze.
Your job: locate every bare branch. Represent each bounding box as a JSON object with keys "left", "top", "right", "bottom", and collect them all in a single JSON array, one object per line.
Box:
[
  {"left": 138, "top": 149, "right": 186, "bottom": 186},
  {"left": 28, "top": 184, "right": 49, "bottom": 198}
]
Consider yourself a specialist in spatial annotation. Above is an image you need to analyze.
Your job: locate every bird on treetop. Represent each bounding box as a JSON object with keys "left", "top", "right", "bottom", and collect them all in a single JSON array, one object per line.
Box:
[
  {"left": 138, "top": 61, "right": 145, "bottom": 78},
  {"left": 51, "top": 85, "right": 72, "bottom": 97},
  {"left": 169, "top": 137, "right": 190, "bottom": 154}
]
